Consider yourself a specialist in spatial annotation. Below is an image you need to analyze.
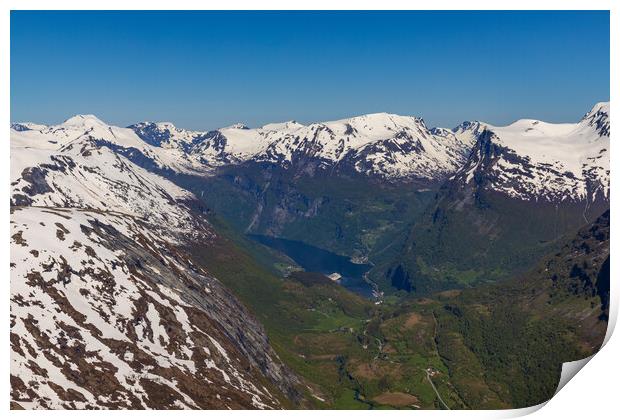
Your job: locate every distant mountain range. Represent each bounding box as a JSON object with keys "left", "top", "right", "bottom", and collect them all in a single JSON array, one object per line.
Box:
[{"left": 12, "top": 102, "right": 608, "bottom": 200}]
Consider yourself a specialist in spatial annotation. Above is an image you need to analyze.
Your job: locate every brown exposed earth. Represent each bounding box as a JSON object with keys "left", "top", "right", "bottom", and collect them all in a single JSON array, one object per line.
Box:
[{"left": 373, "top": 391, "right": 420, "bottom": 407}]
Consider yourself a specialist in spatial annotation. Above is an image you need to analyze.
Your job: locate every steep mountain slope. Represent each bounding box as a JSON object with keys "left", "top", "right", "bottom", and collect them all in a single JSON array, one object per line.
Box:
[
  {"left": 12, "top": 102, "right": 609, "bottom": 296},
  {"left": 12, "top": 114, "right": 209, "bottom": 179},
  {"left": 198, "top": 114, "right": 473, "bottom": 260},
  {"left": 190, "top": 165, "right": 436, "bottom": 262},
  {"left": 129, "top": 121, "right": 272, "bottom": 168},
  {"left": 10, "top": 118, "right": 200, "bottom": 234},
  {"left": 254, "top": 113, "right": 474, "bottom": 180},
  {"left": 10, "top": 126, "right": 301, "bottom": 409},
  {"left": 10, "top": 208, "right": 293, "bottom": 409},
  {"left": 188, "top": 208, "right": 610, "bottom": 410},
  {"left": 386, "top": 103, "right": 610, "bottom": 293}
]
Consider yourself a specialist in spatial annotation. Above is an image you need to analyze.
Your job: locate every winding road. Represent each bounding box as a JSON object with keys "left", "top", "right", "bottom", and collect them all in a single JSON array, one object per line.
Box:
[{"left": 426, "top": 370, "right": 451, "bottom": 410}]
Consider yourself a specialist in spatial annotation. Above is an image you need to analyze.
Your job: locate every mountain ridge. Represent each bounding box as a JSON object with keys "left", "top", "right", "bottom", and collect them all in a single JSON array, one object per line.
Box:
[{"left": 12, "top": 102, "right": 609, "bottom": 198}]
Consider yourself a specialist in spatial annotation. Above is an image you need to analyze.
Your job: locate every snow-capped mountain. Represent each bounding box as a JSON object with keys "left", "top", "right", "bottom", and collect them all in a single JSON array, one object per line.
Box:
[
  {"left": 12, "top": 103, "right": 609, "bottom": 198},
  {"left": 127, "top": 113, "right": 477, "bottom": 181},
  {"left": 10, "top": 116, "right": 203, "bottom": 238},
  {"left": 9, "top": 102, "right": 611, "bottom": 408},
  {"left": 255, "top": 113, "right": 476, "bottom": 180},
  {"left": 451, "top": 102, "right": 610, "bottom": 203},
  {"left": 10, "top": 119, "right": 300, "bottom": 409},
  {"left": 12, "top": 115, "right": 210, "bottom": 177}
]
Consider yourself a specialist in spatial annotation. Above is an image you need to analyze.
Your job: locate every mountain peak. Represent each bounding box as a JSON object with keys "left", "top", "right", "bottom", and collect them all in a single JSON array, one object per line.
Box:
[
  {"left": 260, "top": 120, "right": 305, "bottom": 131},
  {"left": 581, "top": 101, "right": 610, "bottom": 137},
  {"left": 156, "top": 121, "right": 177, "bottom": 129},
  {"left": 129, "top": 121, "right": 179, "bottom": 131},
  {"left": 586, "top": 101, "right": 610, "bottom": 116},
  {"left": 63, "top": 114, "right": 107, "bottom": 127},
  {"left": 581, "top": 101, "right": 610, "bottom": 123},
  {"left": 222, "top": 123, "right": 250, "bottom": 130},
  {"left": 335, "top": 112, "right": 427, "bottom": 131},
  {"left": 453, "top": 120, "right": 485, "bottom": 133},
  {"left": 10, "top": 122, "right": 48, "bottom": 132},
  {"left": 347, "top": 112, "right": 411, "bottom": 121}
]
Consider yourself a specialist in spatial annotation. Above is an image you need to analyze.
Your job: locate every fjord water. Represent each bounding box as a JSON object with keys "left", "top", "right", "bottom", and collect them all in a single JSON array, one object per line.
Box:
[{"left": 249, "top": 234, "right": 374, "bottom": 298}]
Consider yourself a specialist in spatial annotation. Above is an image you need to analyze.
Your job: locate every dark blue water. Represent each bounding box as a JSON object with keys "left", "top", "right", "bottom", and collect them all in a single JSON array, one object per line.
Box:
[{"left": 249, "top": 234, "right": 374, "bottom": 298}]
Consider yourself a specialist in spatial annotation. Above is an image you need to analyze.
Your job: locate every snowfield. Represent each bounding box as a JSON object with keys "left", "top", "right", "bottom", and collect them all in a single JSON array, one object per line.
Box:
[
  {"left": 10, "top": 117, "right": 204, "bottom": 240},
  {"left": 451, "top": 102, "right": 610, "bottom": 202},
  {"left": 130, "top": 112, "right": 477, "bottom": 180}
]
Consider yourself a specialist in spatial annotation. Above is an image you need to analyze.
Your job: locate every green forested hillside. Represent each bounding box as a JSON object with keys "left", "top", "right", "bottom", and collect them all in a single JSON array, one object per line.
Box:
[
  {"left": 385, "top": 181, "right": 609, "bottom": 293},
  {"left": 184, "top": 210, "right": 609, "bottom": 409},
  {"left": 433, "top": 210, "right": 610, "bottom": 407}
]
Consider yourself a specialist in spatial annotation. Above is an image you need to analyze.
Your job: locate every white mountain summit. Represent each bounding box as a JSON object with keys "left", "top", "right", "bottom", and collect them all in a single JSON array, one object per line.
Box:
[{"left": 452, "top": 102, "right": 610, "bottom": 202}]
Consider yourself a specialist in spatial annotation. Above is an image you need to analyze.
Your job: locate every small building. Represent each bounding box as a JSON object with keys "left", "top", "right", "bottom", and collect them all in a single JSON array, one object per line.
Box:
[{"left": 327, "top": 272, "right": 342, "bottom": 282}]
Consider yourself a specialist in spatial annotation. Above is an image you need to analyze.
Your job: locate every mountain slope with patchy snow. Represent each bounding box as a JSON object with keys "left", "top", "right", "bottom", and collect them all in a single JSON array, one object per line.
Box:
[
  {"left": 13, "top": 103, "right": 609, "bottom": 199},
  {"left": 9, "top": 122, "right": 301, "bottom": 409},
  {"left": 9, "top": 102, "right": 612, "bottom": 408},
  {"left": 10, "top": 207, "right": 295, "bottom": 409},
  {"left": 11, "top": 127, "right": 202, "bottom": 239}
]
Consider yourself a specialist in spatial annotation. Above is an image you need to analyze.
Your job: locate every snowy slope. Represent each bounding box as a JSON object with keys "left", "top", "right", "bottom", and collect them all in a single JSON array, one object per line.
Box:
[
  {"left": 13, "top": 115, "right": 207, "bottom": 176},
  {"left": 254, "top": 113, "right": 476, "bottom": 180},
  {"left": 10, "top": 120, "right": 205, "bottom": 239},
  {"left": 451, "top": 102, "right": 610, "bottom": 202},
  {"left": 129, "top": 121, "right": 274, "bottom": 168},
  {"left": 10, "top": 207, "right": 290, "bottom": 409},
  {"left": 12, "top": 102, "right": 610, "bottom": 204}
]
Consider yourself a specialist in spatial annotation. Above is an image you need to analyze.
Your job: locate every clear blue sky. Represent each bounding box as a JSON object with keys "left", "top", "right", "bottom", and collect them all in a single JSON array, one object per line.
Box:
[{"left": 11, "top": 11, "right": 609, "bottom": 130}]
